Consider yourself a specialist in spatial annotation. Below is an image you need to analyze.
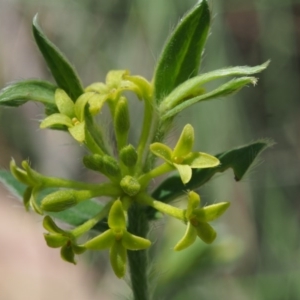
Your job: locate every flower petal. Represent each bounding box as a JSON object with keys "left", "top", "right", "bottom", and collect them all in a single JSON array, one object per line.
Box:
[
  {"left": 184, "top": 152, "right": 220, "bottom": 168},
  {"left": 195, "top": 222, "right": 216, "bottom": 244},
  {"left": 194, "top": 202, "right": 230, "bottom": 222},
  {"left": 174, "top": 222, "right": 197, "bottom": 251},
  {"left": 174, "top": 163, "right": 192, "bottom": 184},
  {"left": 122, "top": 231, "right": 151, "bottom": 250},
  {"left": 173, "top": 124, "right": 194, "bottom": 158},
  {"left": 186, "top": 191, "right": 200, "bottom": 218},
  {"left": 61, "top": 243, "right": 76, "bottom": 264},
  {"left": 84, "top": 229, "right": 115, "bottom": 250},
  {"left": 108, "top": 200, "right": 126, "bottom": 230},
  {"left": 150, "top": 143, "right": 173, "bottom": 163},
  {"left": 44, "top": 233, "right": 68, "bottom": 248},
  {"left": 55, "top": 88, "right": 74, "bottom": 117},
  {"left": 40, "top": 113, "right": 73, "bottom": 128},
  {"left": 68, "top": 121, "right": 85, "bottom": 143},
  {"left": 110, "top": 241, "right": 127, "bottom": 278},
  {"left": 43, "top": 215, "right": 66, "bottom": 234}
]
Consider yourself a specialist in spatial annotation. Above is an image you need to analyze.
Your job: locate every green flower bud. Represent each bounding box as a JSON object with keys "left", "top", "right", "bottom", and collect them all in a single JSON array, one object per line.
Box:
[
  {"left": 61, "top": 243, "right": 76, "bottom": 264},
  {"left": 114, "top": 97, "right": 130, "bottom": 134},
  {"left": 83, "top": 154, "right": 103, "bottom": 171},
  {"left": 114, "top": 97, "right": 130, "bottom": 150},
  {"left": 120, "top": 144, "right": 138, "bottom": 167},
  {"left": 120, "top": 176, "right": 141, "bottom": 197},
  {"left": 41, "top": 190, "right": 79, "bottom": 212},
  {"left": 83, "top": 154, "right": 121, "bottom": 178}
]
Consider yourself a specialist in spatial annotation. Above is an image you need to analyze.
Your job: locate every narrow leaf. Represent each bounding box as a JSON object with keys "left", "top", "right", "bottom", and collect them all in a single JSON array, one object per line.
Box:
[
  {"left": 153, "top": 0, "right": 210, "bottom": 103},
  {"left": 148, "top": 140, "right": 273, "bottom": 219},
  {"left": 161, "top": 77, "right": 258, "bottom": 120},
  {"left": 0, "top": 80, "right": 56, "bottom": 109},
  {"left": 32, "top": 15, "right": 84, "bottom": 100},
  {"left": 160, "top": 61, "right": 270, "bottom": 112}
]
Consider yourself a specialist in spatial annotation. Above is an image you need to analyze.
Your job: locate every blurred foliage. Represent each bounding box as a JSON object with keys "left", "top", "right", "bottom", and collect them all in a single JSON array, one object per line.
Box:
[{"left": 0, "top": 0, "right": 300, "bottom": 299}]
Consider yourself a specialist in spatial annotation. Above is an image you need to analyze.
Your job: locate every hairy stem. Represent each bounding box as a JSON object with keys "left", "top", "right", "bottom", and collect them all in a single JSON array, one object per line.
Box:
[{"left": 127, "top": 203, "right": 150, "bottom": 300}]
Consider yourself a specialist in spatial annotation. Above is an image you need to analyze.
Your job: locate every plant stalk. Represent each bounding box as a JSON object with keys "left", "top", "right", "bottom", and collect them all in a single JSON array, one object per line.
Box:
[{"left": 127, "top": 203, "right": 150, "bottom": 300}]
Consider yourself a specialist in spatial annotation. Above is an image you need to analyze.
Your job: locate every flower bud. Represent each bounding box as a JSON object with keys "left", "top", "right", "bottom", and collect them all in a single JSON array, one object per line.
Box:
[
  {"left": 41, "top": 190, "right": 78, "bottom": 212},
  {"left": 83, "top": 154, "right": 121, "bottom": 178},
  {"left": 120, "top": 144, "right": 138, "bottom": 167},
  {"left": 120, "top": 176, "right": 141, "bottom": 197}
]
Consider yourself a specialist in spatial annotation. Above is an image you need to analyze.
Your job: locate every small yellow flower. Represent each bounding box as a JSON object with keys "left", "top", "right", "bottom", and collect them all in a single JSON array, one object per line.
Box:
[{"left": 150, "top": 124, "right": 220, "bottom": 184}]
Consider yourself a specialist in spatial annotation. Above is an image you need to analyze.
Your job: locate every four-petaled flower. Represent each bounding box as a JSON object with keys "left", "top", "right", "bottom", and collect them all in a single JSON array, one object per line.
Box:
[
  {"left": 174, "top": 191, "right": 230, "bottom": 251},
  {"left": 43, "top": 216, "right": 86, "bottom": 264},
  {"left": 150, "top": 124, "right": 220, "bottom": 184},
  {"left": 84, "top": 199, "right": 151, "bottom": 278}
]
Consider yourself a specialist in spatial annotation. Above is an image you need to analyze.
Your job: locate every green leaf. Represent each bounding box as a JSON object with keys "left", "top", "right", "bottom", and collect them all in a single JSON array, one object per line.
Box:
[
  {"left": 32, "top": 15, "right": 84, "bottom": 100},
  {"left": 0, "top": 80, "right": 56, "bottom": 109},
  {"left": 149, "top": 140, "right": 273, "bottom": 219},
  {"left": 161, "top": 76, "right": 258, "bottom": 120},
  {"left": 160, "top": 61, "right": 270, "bottom": 113},
  {"left": 153, "top": 0, "right": 210, "bottom": 103}
]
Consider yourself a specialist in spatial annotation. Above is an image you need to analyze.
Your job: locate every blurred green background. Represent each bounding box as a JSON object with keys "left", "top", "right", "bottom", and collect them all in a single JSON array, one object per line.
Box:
[{"left": 0, "top": 0, "right": 300, "bottom": 299}]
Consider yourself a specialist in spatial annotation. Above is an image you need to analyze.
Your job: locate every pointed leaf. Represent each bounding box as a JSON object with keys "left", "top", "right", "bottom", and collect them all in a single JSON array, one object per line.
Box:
[
  {"left": 40, "top": 113, "right": 73, "bottom": 128},
  {"left": 150, "top": 143, "right": 173, "bottom": 163},
  {"left": 122, "top": 231, "right": 151, "bottom": 250},
  {"left": 84, "top": 229, "right": 115, "bottom": 250},
  {"left": 184, "top": 152, "right": 220, "bottom": 168},
  {"left": 153, "top": 0, "right": 210, "bottom": 103},
  {"left": 149, "top": 140, "right": 273, "bottom": 219},
  {"left": 161, "top": 77, "right": 258, "bottom": 120},
  {"left": 32, "top": 15, "right": 84, "bottom": 100},
  {"left": 161, "top": 61, "right": 270, "bottom": 111},
  {"left": 174, "top": 222, "right": 197, "bottom": 251},
  {"left": 0, "top": 80, "right": 56, "bottom": 109},
  {"left": 195, "top": 222, "right": 216, "bottom": 244}
]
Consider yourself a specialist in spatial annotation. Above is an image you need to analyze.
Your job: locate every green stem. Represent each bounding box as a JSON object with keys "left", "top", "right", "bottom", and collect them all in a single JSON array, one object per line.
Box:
[
  {"left": 136, "top": 96, "right": 154, "bottom": 172},
  {"left": 138, "top": 163, "right": 174, "bottom": 188},
  {"left": 72, "top": 199, "right": 114, "bottom": 237},
  {"left": 137, "top": 193, "right": 185, "bottom": 221},
  {"left": 127, "top": 203, "right": 150, "bottom": 300}
]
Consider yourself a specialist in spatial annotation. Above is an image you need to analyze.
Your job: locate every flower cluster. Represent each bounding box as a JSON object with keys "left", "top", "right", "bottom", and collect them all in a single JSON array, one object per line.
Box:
[{"left": 1, "top": 1, "right": 268, "bottom": 281}]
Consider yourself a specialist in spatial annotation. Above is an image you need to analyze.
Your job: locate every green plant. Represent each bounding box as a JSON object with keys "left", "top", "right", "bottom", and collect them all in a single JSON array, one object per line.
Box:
[{"left": 0, "top": 1, "right": 271, "bottom": 299}]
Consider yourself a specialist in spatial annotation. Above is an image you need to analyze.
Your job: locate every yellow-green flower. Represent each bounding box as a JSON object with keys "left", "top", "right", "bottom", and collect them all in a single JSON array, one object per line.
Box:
[
  {"left": 150, "top": 124, "right": 220, "bottom": 184},
  {"left": 84, "top": 199, "right": 151, "bottom": 278},
  {"left": 40, "top": 89, "right": 104, "bottom": 142},
  {"left": 43, "top": 216, "right": 86, "bottom": 264},
  {"left": 174, "top": 191, "right": 230, "bottom": 251}
]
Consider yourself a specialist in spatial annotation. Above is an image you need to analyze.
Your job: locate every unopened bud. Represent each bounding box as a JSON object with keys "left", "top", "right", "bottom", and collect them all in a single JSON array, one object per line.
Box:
[
  {"left": 120, "top": 144, "right": 138, "bottom": 167},
  {"left": 120, "top": 176, "right": 141, "bottom": 197},
  {"left": 41, "top": 190, "right": 78, "bottom": 212}
]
